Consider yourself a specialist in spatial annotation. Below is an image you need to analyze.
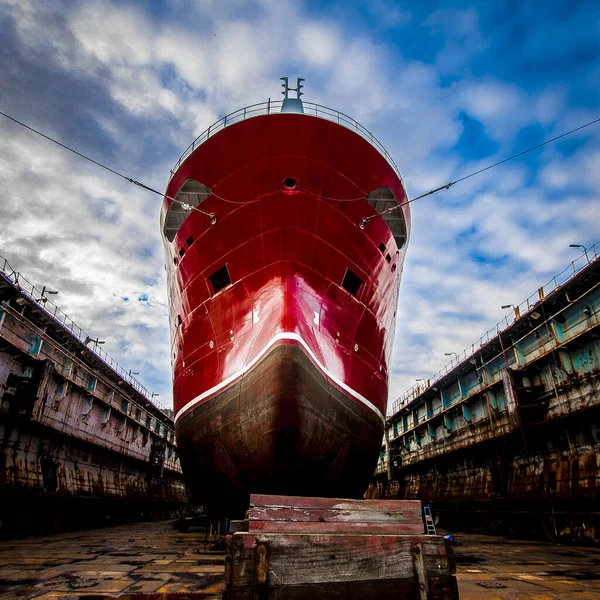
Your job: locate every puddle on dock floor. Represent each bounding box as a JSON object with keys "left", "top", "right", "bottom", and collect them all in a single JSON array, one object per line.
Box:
[{"left": 0, "top": 522, "right": 599, "bottom": 598}]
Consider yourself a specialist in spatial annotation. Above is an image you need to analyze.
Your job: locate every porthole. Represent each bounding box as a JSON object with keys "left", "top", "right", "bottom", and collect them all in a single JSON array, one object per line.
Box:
[{"left": 283, "top": 177, "right": 298, "bottom": 190}]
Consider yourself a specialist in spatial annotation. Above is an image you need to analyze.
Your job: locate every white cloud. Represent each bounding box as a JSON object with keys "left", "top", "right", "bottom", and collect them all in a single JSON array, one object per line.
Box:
[
  {"left": 1, "top": 0, "right": 598, "bottom": 415},
  {"left": 296, "top": 22, "right": 341, "bottom": 68},
  {"left": 154, "top": 29, "right": 212, "bottom": 90},
  {"left": 0, "top": 122, "right": 170, "bottom": 401},
  {"left": 460, "top": 79, "right": 525, "bottom": 126},
  {"left": 68, "top": 2, "right": 154, "bottom": 66}
]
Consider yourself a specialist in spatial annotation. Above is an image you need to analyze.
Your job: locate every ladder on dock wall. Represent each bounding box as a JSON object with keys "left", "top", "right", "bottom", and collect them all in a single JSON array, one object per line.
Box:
[{"left": 423, "top": 504, "right": 437, "bottom": 535}]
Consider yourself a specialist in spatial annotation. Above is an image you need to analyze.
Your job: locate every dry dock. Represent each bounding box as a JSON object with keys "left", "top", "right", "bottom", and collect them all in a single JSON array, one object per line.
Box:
[
  {"left": 372, "top": 244, "right": 600, "bottom": 545},
  {"left": 0, "top": 256, "right": 186, "bottom": 535},
  {"left": 0, "top": 521, "right": 599, "bottom": 599}
]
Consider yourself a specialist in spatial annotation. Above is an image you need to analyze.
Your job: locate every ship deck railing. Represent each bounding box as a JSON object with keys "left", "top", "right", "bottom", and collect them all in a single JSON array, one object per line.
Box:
[
  {"left": 169, "top": 100, "right": 402, "bottom": 183},
  {"left": 0, "top": 254, "right": 170, "bottom": 416},
  {"left": 390, "top": 239, "right": 600, "bottom": 416}
]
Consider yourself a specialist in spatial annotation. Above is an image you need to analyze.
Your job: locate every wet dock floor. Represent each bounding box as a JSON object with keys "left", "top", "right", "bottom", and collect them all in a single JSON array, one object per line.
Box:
[
  {"left": 0, "top": 521, "right": 598, "bottom": 598},
  {"left": 0, "top": 521, "right": 224, "bottom": 598},
  {"left": 446, "top": 530, "right": 600, "bottom": 599}
]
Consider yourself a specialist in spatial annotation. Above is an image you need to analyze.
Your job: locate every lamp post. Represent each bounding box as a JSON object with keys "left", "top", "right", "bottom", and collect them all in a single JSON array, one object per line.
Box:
[
  {"left": 569, "top": 244, "right": 590, "bottom": 263},
  {"left": 502, "top": 303, "right": 521, "bottom": 319},
  {"left": 38, "top": 285, "right": 58, "bottom": 303},
  {"left": 83, "top": 336, "right": 105, "bottom": 347}
]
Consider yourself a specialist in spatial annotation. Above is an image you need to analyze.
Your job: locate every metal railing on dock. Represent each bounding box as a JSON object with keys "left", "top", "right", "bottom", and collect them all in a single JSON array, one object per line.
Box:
[
  {"left": 0, "top": 253, "right": 170, "bottom": 415},
  {"left": 390, "top": 240, "right": 600, "bottom": 415},
  {"left": 170, "top": 100, "right": 402, "bottom": 182}
]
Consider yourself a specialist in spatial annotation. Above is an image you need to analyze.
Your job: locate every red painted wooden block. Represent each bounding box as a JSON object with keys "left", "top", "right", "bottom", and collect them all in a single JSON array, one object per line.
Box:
[
  {"left": 247, "top": 494, "right": 424, "bottom": 535},
  {"left": 250, "top": 494, "right": 422, "bottom": 512},
  {"left": 224, "top": 495, "right": 458, "bottom": 599},
  {"left": 247, "top": 520, "right": 424, "bottom": 534}
]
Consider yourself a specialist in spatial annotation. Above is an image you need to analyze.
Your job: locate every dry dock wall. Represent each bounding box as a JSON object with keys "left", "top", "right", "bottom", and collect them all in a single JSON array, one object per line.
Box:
[
  {"left": 0, "top": 262, "right": 186, "bottom": 535},
  {"left": 371, "top": 249, "right": 600, "bottom": 545}
]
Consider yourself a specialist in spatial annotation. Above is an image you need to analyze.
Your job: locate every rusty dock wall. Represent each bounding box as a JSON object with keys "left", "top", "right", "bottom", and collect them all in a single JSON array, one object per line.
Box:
[
  {"left": 371, "top": 245, "right": 600, "bottom": 545},
  {"left": 0, "top": 258, "right": 186, "bottom": 535}
]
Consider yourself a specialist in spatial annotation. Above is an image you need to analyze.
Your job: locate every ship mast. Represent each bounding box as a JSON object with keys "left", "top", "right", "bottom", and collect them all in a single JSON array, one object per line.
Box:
[{"left": 280, "top": 76, "right": 305, "bottom": 114}]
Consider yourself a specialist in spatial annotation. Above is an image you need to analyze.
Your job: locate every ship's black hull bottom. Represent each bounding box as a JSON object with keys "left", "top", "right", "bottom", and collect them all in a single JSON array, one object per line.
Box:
[{"left": 175, "top": 344, "right": 384, "bottom": 516}]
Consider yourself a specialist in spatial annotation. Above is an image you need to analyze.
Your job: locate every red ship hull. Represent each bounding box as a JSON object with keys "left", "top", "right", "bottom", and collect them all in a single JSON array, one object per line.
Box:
[{"left": 162, "top": 110, "right": 409, "bottom": 511}]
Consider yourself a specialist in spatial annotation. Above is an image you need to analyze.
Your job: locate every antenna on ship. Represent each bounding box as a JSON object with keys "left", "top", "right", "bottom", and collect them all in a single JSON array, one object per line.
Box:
[{"left": 280, "top": 77, "right": 305, "bottom": 114}]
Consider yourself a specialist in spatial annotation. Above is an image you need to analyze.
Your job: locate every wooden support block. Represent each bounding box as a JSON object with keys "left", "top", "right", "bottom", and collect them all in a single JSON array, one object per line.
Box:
[
  {"left": 225, "top": 534, "right": 233, "bottom": 589},
  {"left": 413, "top": 541, "right": 430, "bottom": 600},
  {"left": 248, "top": 506, "right": 422, "bottom": 524},
  {"left": 254, "top": 539, "right": 270, "bottom": 600},
  {"left": 222, "top": 496, "right": 459, "bottom": 599},
  {"left": 250, "top": 494, "right": 422, "bottom": 513},
  {"left": 229, "top": 533, "right": 450, "bottom": 587},
  {"left": 247, "top": 495, "right": 424, "bottom": 535},
  {"left": 230, "top": 520, "right": 249, "bottom": 533},
  {"left": 248, "top": 520, "right": 424, "bottom": 534}
]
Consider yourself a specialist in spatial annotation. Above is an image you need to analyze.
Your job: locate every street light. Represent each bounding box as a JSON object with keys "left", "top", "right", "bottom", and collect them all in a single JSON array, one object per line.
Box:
[
  {"left": 129, "top": 369, "right": 139, "bottom": 377},
  {"left": 415, "top": 378, "right": 429, "bottom": 392},
  {"left": 444, "top": 352, "right": 457, "bottom": 358},
  {"left": 38, "top": 285, "right": 58, "bottom": 303},
  {"left": 502, "top": 304, "right": 521, "bottom": 319},
  {"left": 83, "top": 336, "right": 105, "bottom": 346},
  {"left": 569, "top": 244, "right": 590, "bottom": 263}
]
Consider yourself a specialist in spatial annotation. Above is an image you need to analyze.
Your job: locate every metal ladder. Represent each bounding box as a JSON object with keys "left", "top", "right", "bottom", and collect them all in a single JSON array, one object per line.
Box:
[{"left": 423, "top": 504, "right": 436, "bottom": 535}]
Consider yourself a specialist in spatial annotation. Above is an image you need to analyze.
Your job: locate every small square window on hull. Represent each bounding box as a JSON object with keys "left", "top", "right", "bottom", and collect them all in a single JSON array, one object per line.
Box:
[
  {"left": 209, "top": 265, "right": 231, "bottom": 294},
  {"left": 341, "top": 269, "right": 363, "bottom": 296}
]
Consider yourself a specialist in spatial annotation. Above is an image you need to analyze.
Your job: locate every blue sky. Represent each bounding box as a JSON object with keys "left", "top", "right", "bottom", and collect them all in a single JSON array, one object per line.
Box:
[{"left": 0, "top": 0, "right": 599, "bottom": 409}]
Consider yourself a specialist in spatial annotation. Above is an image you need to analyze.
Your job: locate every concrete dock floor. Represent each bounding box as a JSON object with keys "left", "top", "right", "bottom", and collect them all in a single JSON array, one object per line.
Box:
[
  {"left": 0, "top": 521, "right": 224, "bottom": 598},
  {"left": 0, "top": 521, "right": 598, "bottom": 598},
  {"left": 448, "top": 530, "right": 600, "bottom": 599}
]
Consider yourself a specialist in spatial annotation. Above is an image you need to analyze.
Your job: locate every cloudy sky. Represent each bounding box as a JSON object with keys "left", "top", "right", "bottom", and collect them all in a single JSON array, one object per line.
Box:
[{"left": 1, "top": 0, "right": 599, "bottom": 412}]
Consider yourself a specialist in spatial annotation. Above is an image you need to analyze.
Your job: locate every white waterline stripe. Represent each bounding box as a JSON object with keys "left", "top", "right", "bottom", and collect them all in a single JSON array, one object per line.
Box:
[{"left": 174, "top": 332, "right": 385, "bottom": 423}]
